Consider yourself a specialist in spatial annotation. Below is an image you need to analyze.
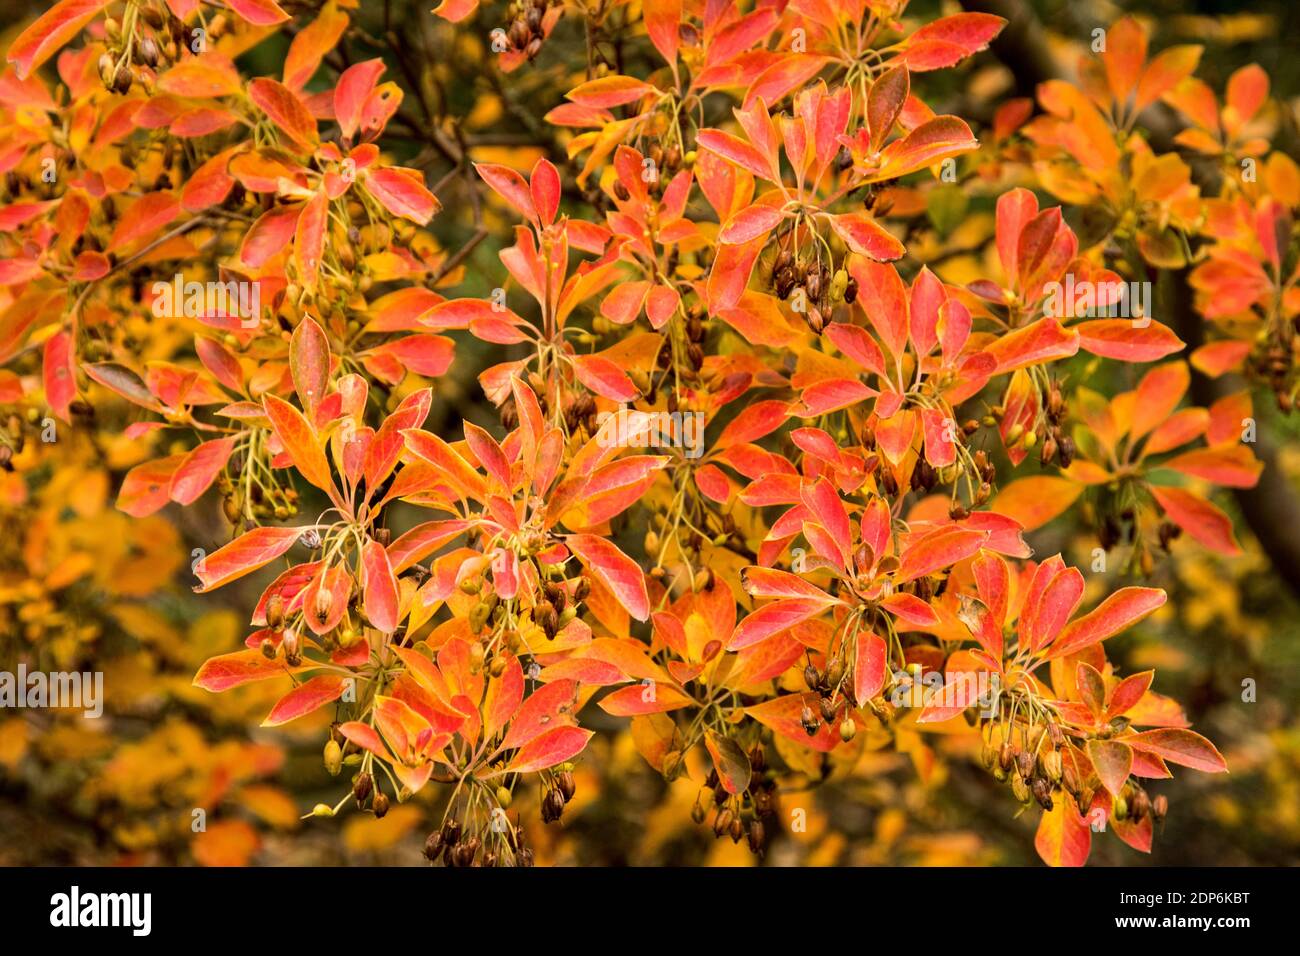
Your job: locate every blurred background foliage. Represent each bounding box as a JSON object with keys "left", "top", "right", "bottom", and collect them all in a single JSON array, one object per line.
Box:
[{"left": 1, "top": 0, "right": 1299, "bottom": 865}]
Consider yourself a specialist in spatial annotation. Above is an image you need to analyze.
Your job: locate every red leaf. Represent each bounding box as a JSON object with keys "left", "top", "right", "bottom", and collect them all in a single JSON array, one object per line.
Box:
[
  {"left": 1075, "top": 319, "right": 1184, "bottom": 362},
  {"left": 898, "top": 527, "right": 987, "bottom": 582},
  {"left": 365, "top": 166, "right": 439, "bottom": 224},
  {"left": 7, "top": 0, "right": 109, "bottom": 80},
  {"left": 571, "top": 354, "right": 640, "bottom": 402},
  {"left": 248, "top": 78, "right": 318, "bottom": 150},
  {"left": 170, "top": 436, "right": 237, "bottom": 505},
  {"left": 42, "top": 329, "right": 76, "bottom": 422},
  {"left": 854, "top": 630, "right": 887, "bottom": 703},
  {"left": 108, "top": 192, "right": 180, "bottom": 253},
  {"left": 294, "top": 191, "right": 327, "bottom": 291},
  {"left": 194, "top": 649, "right": 294, "bottom": 692},
  {"left": 503, "top": 725, "right": 593, "bottom": 773},
  {"left": 334, "top": 59, "right": 385, "bottom": 141},
  {"left": 241, "top": 205, "right": 302, "bottom": 269},
  {"left": 530, "top": 158, "right": 561, "bottom": 226},
  {"left": 262, "top": 674, "right": 347, "bottom": 726},
  {"left": 1088, "top": 739, "right": 1134, "bottom": 796},
  {"left": 729, "top": 598, "right": 828, "bottom": 650},
  {"left": 1049, "top": 587, "right": 1167, "bottom": 658},
  {"left": 566, "top": 534, "right": 649, "bottom": 621},
  {"left": 643, "top": 0, "right": 682, "bottom": 68},
  {"left": 361, "top": 537, "right": 400, "bottom": 633},
  {"left": 829, "top": 212, "right": 905, "bottom": 261},
  {"left": 1127, "top": 728, "right": 1227, "bottom": 773},
  {"left": 474, "top": 163, "right": 537, "bottom": 222},
  {"left": 719, "top": 204, "right": 783, "bottom": 244},
  {"left": 598, "top": 682, "right": 694, "bottom": 716},
  {"left": 744, "top": 693, "right": 840, "bottom": 752},
  {"left": 118, "top": 454, "right": 185, "bottom": 517},
  {"left": 227, "top": 0, "right": 289, "bottom": 26},
  {"left": 1149, "top": 485, "right": 1240, "bottom": 555},
  {"left": 195, "top": 526, "right": 301, "bottom": 591},
  {"left": 290, "top": 317, "right": 330, "bottom": 417},
  {"left": 263, "top": 393, "right": 335, "bottom": 495},
  {"left": 499, "top": 680, "right": 579, "bottom": 752},
  {"left": 283, "top": 5, "right": 348, "bottom": 90}
]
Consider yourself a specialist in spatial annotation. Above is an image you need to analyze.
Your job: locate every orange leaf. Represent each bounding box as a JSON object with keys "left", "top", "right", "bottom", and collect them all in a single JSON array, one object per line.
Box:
[
  {"left": 361, "top": 537, "right": 400, "bottom": 633},
  {"left": 248, "top": 78, "right": 319, "bottom": 150},
  {"left": 7, "top": 0, "right": 109, "bottom": 80},
  {"left": 263, "top": 393, "right": 335, "bottom": 495},
  {"left": 503, "top": 725, "right": 593, "bottom": 773},
  {"left": 1035, "top": 795, "right": 1092, "bottom": 867},
  {"left": 566, "top": 534, "right": 649, "bottom": 621},
  {"left": 263, "top": 674, "right": 348, "bottom": 726},
  {"left": 107, "top": 192, "right": 180, "bottom": 253},
  {"left": 194, "top": 648, "right": 295, "bottom": 691},
  {"left": 1127, "top": 728, "right": 1227, "bottom": 773}
]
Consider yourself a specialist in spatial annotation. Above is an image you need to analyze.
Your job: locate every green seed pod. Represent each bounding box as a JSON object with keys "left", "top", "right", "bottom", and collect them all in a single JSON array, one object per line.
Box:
[{"left": 323, "top": 739, "right": 343, "bottom": 776}]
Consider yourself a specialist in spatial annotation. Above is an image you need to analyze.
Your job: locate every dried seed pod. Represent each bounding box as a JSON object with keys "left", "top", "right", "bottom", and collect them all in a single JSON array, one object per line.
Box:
[
  {"left": 800, "top": 705, "right": 819, "bottom": 737},
  {"left": 542, "top": 787, "right": 565, "bottom": 823},
  {"left": 353, "top": 772, "right": 373, "bottom": 806},
  {"left": 423, "top": 831, "right": 445, "bottom": 862},
  {"left": 747, "top": 819, "right": 766, "bottom": 855},
  {"left": 372, "top": 791, "right": 389, "bottom": 818},
  {"left": 999, "top": 742, "right": 1015, "bottom": 772},
  {"left": 1152, "top": 794, "right": 1168, "bottom": 823},
  {"left": 1016, "top": 750, "right": 1035, "bottom": 781},
  {"left": 1130, "top": 788, "right": 1151, "bottom": 820},
  {"left": 713, "top": 807, "right": 733, "bottom": 838},
  {"left": 556, "top": 770, "right": 576, "bottom": 803}
]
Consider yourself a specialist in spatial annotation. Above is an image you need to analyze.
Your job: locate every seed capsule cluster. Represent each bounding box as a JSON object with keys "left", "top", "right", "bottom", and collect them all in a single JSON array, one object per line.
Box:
[
  {"left": 770, "top": 248, "right": 857, "bottom": 336},
  {"left": 691, "top": 746, "right": 776, "bottom": 859},
  {"left": 503, "top": 0, "right": 552, "bottom": 61},
  {"left": 980, "top": 722, "right": 1168, "bottom": 829}
]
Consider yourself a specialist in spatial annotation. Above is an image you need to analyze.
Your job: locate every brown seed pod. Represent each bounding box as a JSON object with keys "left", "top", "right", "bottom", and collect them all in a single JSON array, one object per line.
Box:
[
  {"left": 542, "top": 787, "right": 565, "bottom": 823},
  {"left": 556, "top": 769, "right": 576, "bottom": 803},
  {"left": 353, "top": 772, "right": 373, "bottom": 806},
  {"left": 423, "top": 831, "right": 445, "bottom": 862},
  {"left": 800, "top": 705, "right": 819, "bottom": 737},
  {"left": 1016, "top": 750, "right": 1035, "bottom": 781},
  {"left": 1152, "top": 794, "right": 1168, "bottom": 822},
  {"left": 713, "top": 807, "right": 733, "bottom": 838}
]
